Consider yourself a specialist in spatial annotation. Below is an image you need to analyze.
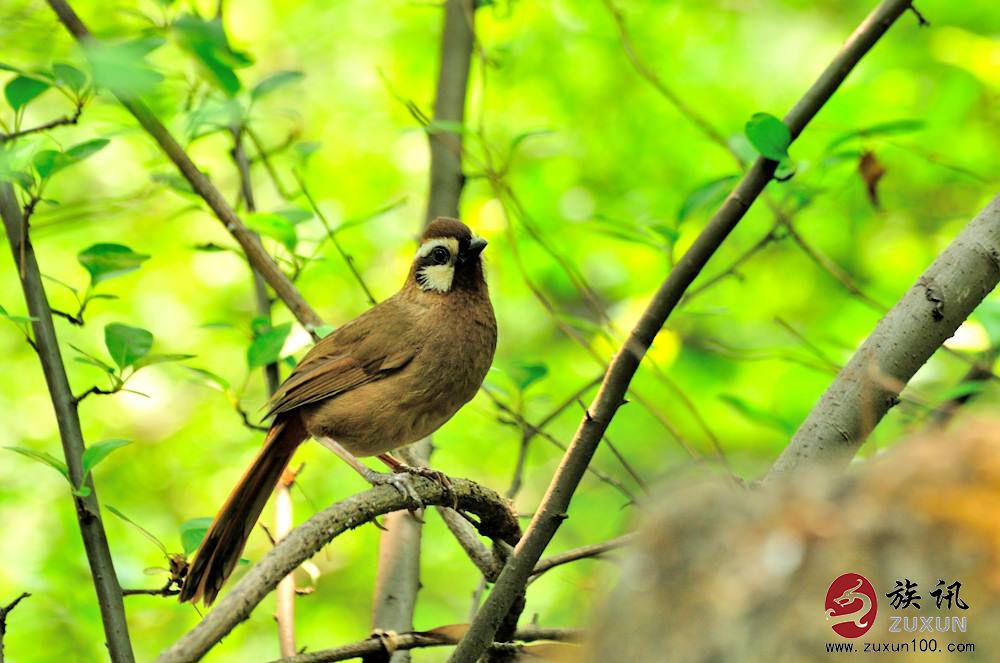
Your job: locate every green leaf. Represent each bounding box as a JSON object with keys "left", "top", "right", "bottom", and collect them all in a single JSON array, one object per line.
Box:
[
  {"left": 677, "top": 175, "right": 740, "bottom": 222},
  {"left": 294, "top": 141, "right": 321, "bottom": 164},
  {"left": 509, "top": 362, "right": 548, "bottom": 391},
  {"left": 247, "top": 322, "right": 292, "bottom": 369},
  {"left": 275, "top": 208, "right": 313, "bottom": 224},
  {"left": 251, "top": 70, "right": 304, "bottom": 101},
  {"left": 81, "top": 439, "right": 131, "bottom": 477},
  {"left": 180, "top": 517, "right": 214, "bottom": 555},
  {"left": 719, "top": 394, "right": 795, "bottom": 434},
  {"left": 246, "top": 212, "right": 297, "bottom": 251},
  {"left": 85, "top": 37, "right": 166, "bottom": 96},
  {"left": 5, "top": 446, "right": 69, "bottom": 481},
  {"left": 33, "top": 139, "right": 110, "bottom": 180},
  {"left": 105, "top": 323, "right": 154, "bottom": 369},
  {"left": 132, "top": 353, "right": 195, "bottom": 370},
  {"left": 174, "top": 14, "right": 252, "bottom": 97},
  {"left": 825, "top": 119, "right": 925, "bottom": 154},
  {"left": 78, "top": 243, "right": 150, "bottom": 285},
  {"left": 938, "top": 380, "right": 987, "bottom": 403},
  {"left": 0, "top": 303, "right": 38, "bottom": 323},
  {"left": 52, "top": 62, "right": 87, "bottom": 93},
  {"left": 745, "top": 112, "right": 791, "bottom": 161},
  {"left": 4, "top": 75, "right": 50, "bottom": 111}
]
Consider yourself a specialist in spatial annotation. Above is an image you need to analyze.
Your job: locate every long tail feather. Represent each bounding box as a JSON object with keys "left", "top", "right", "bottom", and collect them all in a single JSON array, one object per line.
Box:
[{"left": 179, "top": 415, "right": 307, "bottom": 605}]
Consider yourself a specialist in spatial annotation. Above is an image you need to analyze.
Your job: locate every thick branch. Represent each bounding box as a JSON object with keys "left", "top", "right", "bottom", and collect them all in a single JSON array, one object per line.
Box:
[
  {"left": 449, "top": 2, "right": 914, "bottom": 659},
  {"left": 766, "top": 194, "right": 1000, "bottom": 480},
  {"left": 45, "top": 0, "right": 323, "bottom": 334},
  {"left": 0, "top": 182, "right": 135, "bottom": 662},
  {"left": 156, "top": 477, "right": 518, "bottom": 663}
]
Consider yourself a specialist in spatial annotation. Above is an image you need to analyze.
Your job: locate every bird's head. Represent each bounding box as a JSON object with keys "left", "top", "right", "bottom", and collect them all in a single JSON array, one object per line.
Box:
[{"left": 408, "top": 217, "right": 488, "bottom": 294}]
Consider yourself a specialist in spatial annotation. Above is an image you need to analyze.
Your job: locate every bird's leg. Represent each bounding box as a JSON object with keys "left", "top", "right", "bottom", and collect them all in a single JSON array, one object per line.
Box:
[
  {"left": 378, "top": 452, "right": 456, "bottom": 509},
  {"left": 315, "top": 437, "right": 424, "bottom": 510}
]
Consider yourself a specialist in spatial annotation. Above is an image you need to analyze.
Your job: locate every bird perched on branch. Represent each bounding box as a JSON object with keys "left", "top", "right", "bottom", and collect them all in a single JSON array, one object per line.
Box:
[{"left": 179, "top": 217, "right": 496, "bottom": 605}]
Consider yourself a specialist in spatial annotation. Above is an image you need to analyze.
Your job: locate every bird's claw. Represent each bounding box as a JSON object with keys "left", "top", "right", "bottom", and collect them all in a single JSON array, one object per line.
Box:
[
  {"left": 391, "top": 464, "right": 457, "bottom": 509},
  {"left": 363, "top": 469, "right": 425, "bottom": 511}
]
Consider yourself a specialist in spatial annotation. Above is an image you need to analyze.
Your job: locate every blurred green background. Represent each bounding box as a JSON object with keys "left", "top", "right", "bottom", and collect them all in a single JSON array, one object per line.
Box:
[{"left": 0, "top": 0, "right": 997, "bottom": 660}]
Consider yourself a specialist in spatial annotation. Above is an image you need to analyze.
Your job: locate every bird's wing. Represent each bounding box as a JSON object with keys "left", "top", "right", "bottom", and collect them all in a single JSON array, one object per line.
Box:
[{"left": 263, "top": 300, "right": 420, "bottom": 418}]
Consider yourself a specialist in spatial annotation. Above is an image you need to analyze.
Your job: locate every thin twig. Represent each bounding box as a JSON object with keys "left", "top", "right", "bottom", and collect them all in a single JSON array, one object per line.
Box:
[
  {"left": 530, "top": 533, "right": 637, "bottom": 579},
  {"left": 0, "top": 592, "right": 31, "bottom": 663},
  {"left": 0, "top": 101, "right": 83, "bottom": 141},
  {"left": 267, "top": 626, "right": 581, "bottom": 663}
]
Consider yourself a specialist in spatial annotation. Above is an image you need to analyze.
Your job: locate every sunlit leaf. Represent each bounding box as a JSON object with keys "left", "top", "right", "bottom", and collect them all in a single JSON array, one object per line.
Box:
[
  {"left": 78, "top": 243, "right": 150, "bottom": 285},
  {"left": 132, "top": 353, "right": 195, "bottom": 370},
  {"left": 247, "top": 322, "right": 292, "bottom": 369},
  {"left": 251, "top": 70, "right": 304, "bottom": 101},
  {"left": 180, "top": 517, "right": 214, "bottom": 555},
  {"left": 33, "top": 139, "right": 110, "bottom": 180},
  {"left": 510, "top": 362, "right": 548, "bottom": 391},
  {"left": 174, "top": 14, "right": 252, "bottom": 96},
  {"left": 104, "top": 323, "right": 154, "bottom": 369},
  {"left": 52, "top": 62, "right": 87, "bottom": 93},
  {"left": 246, "top": 212, "right": 297, "bottom": 251},
  {"left": 5, "top": 446, "right": 69, "bottom": 481},
  {"left": 825, "top": 119, "right": 925, "bottom": 153},
  {"left": 745, "top": 112, "right": 791, "bottom": 161},
  {"left": 184, "top": 366, "right": 230, "bottom": 391},
  {"left": 0, "top": 303, "right": 38, "bottom": 323},
  {"left": 81, "top": 439, "right": 131, "bottom": 477},
  {"left": 84, "top": 37, "right": 166, "bottom": 96},
  {"left": 4, "top": 75, "right": 49, "bottom": 111}
]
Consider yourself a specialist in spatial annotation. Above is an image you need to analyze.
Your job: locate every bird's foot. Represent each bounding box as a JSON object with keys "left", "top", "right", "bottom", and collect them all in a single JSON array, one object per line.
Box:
[
  {"left": 390, "top": 464, "right": 457, "bottom": 509},
  {"left": 361, "top": 468, "right": 425, "bottom": 511}
]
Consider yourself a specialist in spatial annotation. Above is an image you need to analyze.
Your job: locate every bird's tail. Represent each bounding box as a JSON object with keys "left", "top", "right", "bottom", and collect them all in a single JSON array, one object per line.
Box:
[{"left": 179, "top": 415, "right": 307, "bottom": 605}]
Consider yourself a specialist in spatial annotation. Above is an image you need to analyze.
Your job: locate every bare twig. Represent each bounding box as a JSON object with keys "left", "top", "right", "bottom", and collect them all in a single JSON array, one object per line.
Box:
[
  {"left": 267, "top": 626, "right": 581, "bottom": 663},
  {"left": 530, "top": 533, "right": 636, "bottom": 579},
  {"left": 155, "top": 477, "right": 518, "bottom": 663},
  {"left": 1, "top": 182, "right": 135, "bottom": 662},
  {"left": 0, "top": 592, "right": 30, "bottom": 663},
  {"left": 450, "top": 3, "right": 915, "bottom": 659},
  {"left": 0, "top": 101, "right": 84, "bottom": 141}
]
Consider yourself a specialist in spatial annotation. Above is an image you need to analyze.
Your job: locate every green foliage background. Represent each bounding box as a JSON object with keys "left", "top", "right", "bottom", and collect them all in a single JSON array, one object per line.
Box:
[{"left": 0, "top": 0, "right": 997, "bottom": 660}]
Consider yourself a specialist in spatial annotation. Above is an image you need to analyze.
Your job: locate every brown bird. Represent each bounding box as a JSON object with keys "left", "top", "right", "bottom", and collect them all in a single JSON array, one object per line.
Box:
[{"left": 179, "top": 217, "right": 496, "bottom": 605}]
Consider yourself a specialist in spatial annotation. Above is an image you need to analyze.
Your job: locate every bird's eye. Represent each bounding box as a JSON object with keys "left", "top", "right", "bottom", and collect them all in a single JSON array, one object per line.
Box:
[{"left": 430, "top": 246, "right": 451, "bottom": 264}]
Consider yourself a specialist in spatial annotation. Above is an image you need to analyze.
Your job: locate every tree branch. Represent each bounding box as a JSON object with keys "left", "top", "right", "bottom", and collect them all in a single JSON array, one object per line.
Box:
[
  {"left": 155, "top": 477, "right": 517, "bottom": 663},
  {"left": 0, "top": 101, "right": 84, "bottom": 141},
  {"left": 268, "top": 626, "right": 581, "bottom": 663},
  {"left": 0, "top": 592, "right": 30, "bottom": 663},
  {"left": 45, "top": 0, "right": 324, "bottom": 334},
  {"left": 530, "top": 533, "right": 636, "bottom": 579},
  {"left": 0, "top": 182, "right": 135, "bottom": 662},
  {"left": 449, "top": 2, "right": 914, "bottom": 659},
  {"left": 765, "top": 193, "right": 1000, "bottom": 481}
]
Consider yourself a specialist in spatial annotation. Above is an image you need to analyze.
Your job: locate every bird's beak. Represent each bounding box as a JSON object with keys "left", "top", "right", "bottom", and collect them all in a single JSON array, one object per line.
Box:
[{"left": 461, "top": 237, "right": 488, "bottom": 263}]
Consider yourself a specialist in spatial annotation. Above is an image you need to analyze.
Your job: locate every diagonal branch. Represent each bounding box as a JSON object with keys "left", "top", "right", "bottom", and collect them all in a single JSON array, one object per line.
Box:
[
  {"left": 449, "top": 2, "right": 916, "bottom": 659},
  {"left": 0, "top": 182, "right": 135, "bottom": 662},
  {"left": 45, "top": 0, "right": 323, "bottom": 334},
  {"left": 155, "top": 477, "right": 519, "bottom": 663},
  {"left": 766, "top": 193, "right": 1000, "bottom": 481}
]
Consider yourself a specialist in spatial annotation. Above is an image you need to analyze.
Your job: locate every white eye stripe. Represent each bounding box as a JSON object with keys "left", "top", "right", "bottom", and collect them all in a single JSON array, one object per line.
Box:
[{"left": 416, "top": 237, "right": 459, "bottom": 259}]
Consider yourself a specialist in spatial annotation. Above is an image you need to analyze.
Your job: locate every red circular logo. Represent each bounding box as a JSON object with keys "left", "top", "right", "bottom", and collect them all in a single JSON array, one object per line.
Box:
[{"left": 825, "top": 573, "right": 878, "bottom": 638}]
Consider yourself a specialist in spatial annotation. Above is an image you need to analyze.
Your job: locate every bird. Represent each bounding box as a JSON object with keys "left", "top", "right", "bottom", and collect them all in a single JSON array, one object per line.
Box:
[{"left": 179, "top": 217, "right": 496, "bottom": 605}]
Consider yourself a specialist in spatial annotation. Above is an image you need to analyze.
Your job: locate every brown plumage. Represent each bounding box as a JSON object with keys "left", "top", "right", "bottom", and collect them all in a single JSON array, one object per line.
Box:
[{"left": 179, "top": 218, "right": 496, "bottom": 605}]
